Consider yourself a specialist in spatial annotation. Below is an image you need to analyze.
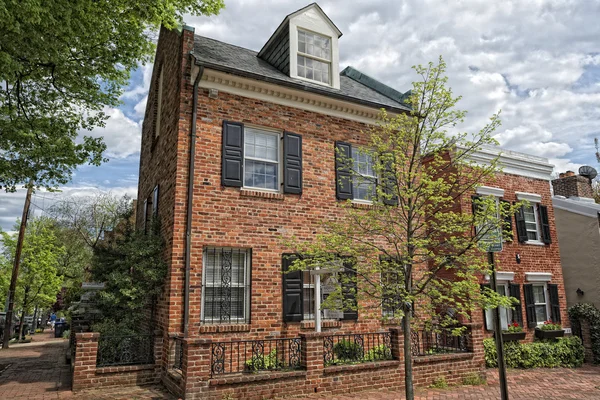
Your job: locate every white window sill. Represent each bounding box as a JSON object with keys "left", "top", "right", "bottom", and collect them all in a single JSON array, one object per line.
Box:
[
  {"left": 351, "top": 199, "right": 373, "bottom": 205},
  {"left": 240, "top": 188, "right": 285, "bottom": 200},
  {"left": 524, "top": 240, "right": 546, "bottom": 246}
]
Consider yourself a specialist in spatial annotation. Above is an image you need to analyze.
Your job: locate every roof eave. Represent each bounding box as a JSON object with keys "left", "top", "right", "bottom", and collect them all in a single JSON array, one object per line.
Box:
[{"left": 194, "top": 60, "right": 410, "bottom": 114}]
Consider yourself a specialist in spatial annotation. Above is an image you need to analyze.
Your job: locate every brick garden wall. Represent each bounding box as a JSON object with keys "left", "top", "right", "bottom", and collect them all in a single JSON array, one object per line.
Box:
[{"left": 72, "top": 333, "right": 163, "bottom": 391}]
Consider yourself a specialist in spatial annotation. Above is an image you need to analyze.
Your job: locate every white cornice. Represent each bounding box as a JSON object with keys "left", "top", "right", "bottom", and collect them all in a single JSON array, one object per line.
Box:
[
  {"left": 552, "top": 196, "right": 600, "bottom": 218},
  {"left": 476, "top": 186, "right": 505, "bottom": 197},
  {"left": 525, "top": 272, "right": 552, "bottom": 282},
  {"left": 516, "top": 192, "right": 542, "bottom": 203},
  {"left": 199, "top": 69, "right": 385, "bottom": 124},
  {"left": 484, "top": 271, "right": 515, "bottom": 282},
  {"left": 461, "top": 145, "right": 554, "bottom": 181}
]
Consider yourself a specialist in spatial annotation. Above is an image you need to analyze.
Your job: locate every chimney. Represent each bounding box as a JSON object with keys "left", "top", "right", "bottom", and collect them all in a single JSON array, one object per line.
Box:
[{"left": 552, "top": 172, "right": 594, "bottom": 199}]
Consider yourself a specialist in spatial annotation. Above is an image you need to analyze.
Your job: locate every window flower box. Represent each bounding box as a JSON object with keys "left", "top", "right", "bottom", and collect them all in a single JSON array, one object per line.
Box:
[
  {"left": 502, "top": 331, "right": 526, "bottom": 341},
  {"left": 534, "top": 328, "right": 564, "bottom": 339}
]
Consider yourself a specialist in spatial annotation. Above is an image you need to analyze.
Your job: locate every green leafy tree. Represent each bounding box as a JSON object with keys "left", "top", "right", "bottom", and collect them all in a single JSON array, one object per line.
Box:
[
  {"left": 0, "top": 0, "right": 225, "bottom": 191},
  {"left": 91, "top": 214, "right": 167, "bottom": 334},
  {"left": 0, "top": 217, "right": 64, "bottom": 340},
  {"left": 286, "top": 57, "right": 516, "bottom": 400}
]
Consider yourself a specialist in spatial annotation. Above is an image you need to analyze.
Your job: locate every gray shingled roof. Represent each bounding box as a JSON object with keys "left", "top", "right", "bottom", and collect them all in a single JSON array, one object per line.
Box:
[{"left": 192, "top": 35, "right": 411, "bottom": 113}]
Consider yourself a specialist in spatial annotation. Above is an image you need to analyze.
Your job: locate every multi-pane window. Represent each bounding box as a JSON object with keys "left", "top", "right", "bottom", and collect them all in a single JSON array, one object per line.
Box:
[
  {"left": 523, "top": 204, "right": 541, "bottom": 241},
  {"left": 201, "top": 248, "right": 251, "bottom": 324},
  {"left": 485, "top": 284, "right": 512, "bottom": 330},
  {"left": 301, "top": 271, "right": 342, "bottom": 320},
  {"left": 297, "top": 30, "right": 331, "bottom": 84},
  {"left": 244, "top": 127, "right": 279, "bottom": 191},
  {"left": 532, "top": 284, "right": 548, "bottom": 324},
  {"left": 352, "top": 147, "right": 376, "bottom": 201}
]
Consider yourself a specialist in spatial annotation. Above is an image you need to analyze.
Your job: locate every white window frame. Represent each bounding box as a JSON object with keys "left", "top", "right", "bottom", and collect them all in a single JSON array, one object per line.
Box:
[
  {"left": 242, "top": 126, "right": 282, "bottom": 193},
  {"left": 200, "top": 248, "right": 251, "bottom": 324},
  {"left": 523, "top": 203, "right": 543, "bottom": 244},
  {"left": 516, "top": 192, "right": 545, "bottom": 245},
  {"left": 295, "top": 29, "right": 332, "bottom": 86},
  {"left": 351, "top": 147, "right": 377, "bottom": 203},
  {"left": 301, "top": 271, "right": 342, "bottom": 321},
  {"left": 485, "top": 280, "right": 513, "bottom": 331},
  {"left": 532, "top": 283, "right": 550, "bottom": 325}
]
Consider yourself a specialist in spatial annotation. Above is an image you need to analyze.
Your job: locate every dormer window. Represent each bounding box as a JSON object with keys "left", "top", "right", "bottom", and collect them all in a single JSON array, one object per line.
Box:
[{"left": 297, "top": 30, "right": 331, "bottom": 84}]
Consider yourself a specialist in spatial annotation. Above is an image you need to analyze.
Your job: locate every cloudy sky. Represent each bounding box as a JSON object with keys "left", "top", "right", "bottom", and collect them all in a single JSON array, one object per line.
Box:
[{"left": 1, "top": 0, "right": 599, "bottom": 231}]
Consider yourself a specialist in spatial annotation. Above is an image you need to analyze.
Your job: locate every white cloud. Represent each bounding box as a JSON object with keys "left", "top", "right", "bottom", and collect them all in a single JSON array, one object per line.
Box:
[{"left": 80, "top": 107, "right": 141, "bottom": 159}]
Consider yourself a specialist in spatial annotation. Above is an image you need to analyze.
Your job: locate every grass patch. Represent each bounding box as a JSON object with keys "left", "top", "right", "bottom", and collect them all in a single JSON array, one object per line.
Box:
[
  {"left": 462, "top": 372, "right": 486, "bottom": 386},
  {"left": 429, "top": 376, "right": 448, "bottom": 389}
]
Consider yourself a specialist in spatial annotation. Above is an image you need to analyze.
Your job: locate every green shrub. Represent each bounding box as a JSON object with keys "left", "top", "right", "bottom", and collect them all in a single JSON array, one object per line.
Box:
[
  {"left": 429, "top": 376, "right": 448, "bottom": 389},
  {"left": 568, "top": 303, "right": 600, "bottom": 364},
  {"left": 483, "top": 336, "right": 584, "bottom": 369},
  {"left": 245, "top": 349, "right": 281, "bottom": 372},
  {"left": 462, "top": 372, "right": 486, "bottom": 386},
  {"left": 62, "top": 329, "right": 71, "bottom": 339},
  {"left": 333, "top": 339, "right": 363, "bottom": 362},
  {"left": 364, "top": 344, "right": 392, "bottom": 361}
]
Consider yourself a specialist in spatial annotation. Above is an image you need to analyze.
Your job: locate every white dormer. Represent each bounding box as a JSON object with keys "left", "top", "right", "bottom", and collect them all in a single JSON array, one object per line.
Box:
[{"left": 258, "top": 3, "right": 342, "bottom": 89}]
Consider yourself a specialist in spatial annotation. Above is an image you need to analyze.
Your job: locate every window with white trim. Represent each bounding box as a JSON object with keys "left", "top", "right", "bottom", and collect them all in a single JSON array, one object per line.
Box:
[
  {"left": 485, "top": 283, "right": 512, "bottom": 330},
  {"left": 301, "top": 271, "right": 342, "bottom": 320},
  {"left": 297, "top": 29, "right": 331, "bottom": 85},
  {"left": 352, "top": 147, "right": 376, "bottom": 201},
  {"left": 523, "top": 204, "right": 541, "bottom": 241},
  {"left": 201, "top": 248, "right": 251, "bottom": 324},
  {"left": 243, "top": 127, "right": 280, "bottom": 191},
  {"left": 532, "top": 284, "right": 549, "bottom": 324}
]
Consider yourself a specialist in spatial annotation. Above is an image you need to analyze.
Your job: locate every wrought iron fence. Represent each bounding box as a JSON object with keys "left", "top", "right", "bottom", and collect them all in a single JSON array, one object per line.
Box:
[
  {"left": 210, "top": 337, "right": 302, "bottom": 376},
  {"left": 173, "top": 337, "right": 184, "bottom": 370},
  {"left": 411, "top": 326, "right": 469, "bottom": 357},
  {"left": 323, "top": 331, "right": 393, "bottom": 366},
  {"left": 97, "top": 334, "right": 155, "bottom": 367}
]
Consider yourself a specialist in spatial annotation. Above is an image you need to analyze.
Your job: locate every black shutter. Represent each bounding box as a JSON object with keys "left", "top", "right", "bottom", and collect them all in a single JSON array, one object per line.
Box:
[
  {"left": 480, "top": 283, "right": 491, "bottom": 330},
  {"left": 472, "top": 195, "right": 482, "bottom": 235},
  {"left": 381, "top": 156, "right": 398, "bottom": 206},
  {"left": 515, "top": 205, "right": 528, "bottom": 243},
  {"left": 283, "top": 132, "right": 302, "bottom": 194},
  {"left": 539, "top": 205, "right": 552, "bottom": 244},
  {"left": 282, "top": 254, "right": 303, "bottom": 322},
  {"left": 500, "top": 200, "right": 513, "bottom": 240},
  {"left": 335, "top": 141, "right": 353, "bottom": 200},
  {"left": 341, "top": 258, "right": 358, "bottom": 320},
  {"left": 509, "top": 283, "right": 523, "bottom": 326},
  {"left": 523, "top": 284, "right": 537, "bottom": 328},
  {"left": 548, "top": 284, "right": 561, "bottom": 323},
  {"left": 221, "top": 121, "right": 244, "bottom": 187}
]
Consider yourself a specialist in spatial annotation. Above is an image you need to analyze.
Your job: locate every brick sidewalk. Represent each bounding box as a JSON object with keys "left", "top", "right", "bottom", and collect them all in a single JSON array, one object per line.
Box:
[{"left": 298, "top": 365, "right": 600, "bottom": 400}]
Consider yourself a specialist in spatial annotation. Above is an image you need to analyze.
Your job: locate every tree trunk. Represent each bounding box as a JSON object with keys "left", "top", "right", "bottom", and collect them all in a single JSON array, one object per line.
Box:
[
  {"left": 32, "top": 306, "right": 38, "bottom": 333},
  {"left": 403, "top": 311, "right": 414, "bottom": 400},
  {"left": 17, "top": 287, "right": 30, "bottom": 341}
]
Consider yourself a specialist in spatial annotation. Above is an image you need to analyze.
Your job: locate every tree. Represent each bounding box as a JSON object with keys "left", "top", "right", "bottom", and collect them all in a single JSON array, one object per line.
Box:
[
  {"left": 0, "top": 0, "right": 225, "bottom": 191},
  {"left": 286, "top": 58, "right": 515, "bottom": 400},
  {"left": 90, "top": 214, "right": 167, "bottom": 334},
  {"left": 0, "top": 217, "right": 64, "bottom": 340}
]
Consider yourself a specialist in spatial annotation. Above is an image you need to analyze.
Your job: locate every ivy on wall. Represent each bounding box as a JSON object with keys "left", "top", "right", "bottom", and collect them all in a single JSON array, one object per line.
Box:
[{"left": 568, "top": 303, "right": 600, "bottom": 364}]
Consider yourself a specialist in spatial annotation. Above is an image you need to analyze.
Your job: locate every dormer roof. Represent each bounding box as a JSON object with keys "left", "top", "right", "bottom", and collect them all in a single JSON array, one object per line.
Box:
[{"left": 258, "top": 3, "right": 342, "bottom": 59}]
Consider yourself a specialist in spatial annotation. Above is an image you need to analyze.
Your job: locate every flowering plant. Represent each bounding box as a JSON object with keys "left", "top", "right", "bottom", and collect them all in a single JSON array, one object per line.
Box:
[
  {"left": 538, "top": 320, "right": 562, "bottom": 331},
  {"left": 504, "top": 321, "right": 523, "bottom": 333}
]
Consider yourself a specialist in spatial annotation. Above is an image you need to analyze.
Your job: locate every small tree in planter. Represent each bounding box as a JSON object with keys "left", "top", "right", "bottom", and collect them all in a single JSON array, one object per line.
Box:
[
  {"left": 502, "top": 321, "right": 526, "bottom": 341},
  {"left": 535, "top": 320, "right": 564, "bottom": 339}
]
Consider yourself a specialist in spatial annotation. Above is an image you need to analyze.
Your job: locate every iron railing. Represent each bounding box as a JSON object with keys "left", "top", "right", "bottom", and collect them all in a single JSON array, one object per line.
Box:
[
  {"left": 97, "top": 334, "right": 155, "bottom": 367},
  {"left": 411, "top": 326, "right": 469, "bottom": 357},
  {"left": 173, "top": 336, "right": 184, "bottom": 370},
  {"left": 323, "top": 331, "right": 393, "bottom": 366},
  {"left": 210, "top": 337, "right": 302, "bottom": 376}
]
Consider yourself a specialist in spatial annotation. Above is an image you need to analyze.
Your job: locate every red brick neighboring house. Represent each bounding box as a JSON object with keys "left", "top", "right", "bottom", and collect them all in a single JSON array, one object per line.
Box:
[
  {"left": 459, "top": 147, "right": 568, "bottom": 340},
  {"left": 100, "top": 3, "right": 569, "bottom": 399}
]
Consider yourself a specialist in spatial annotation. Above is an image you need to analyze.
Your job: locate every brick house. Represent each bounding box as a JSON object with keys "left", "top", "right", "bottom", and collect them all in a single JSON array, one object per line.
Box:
[
  {"left": 121, "top": 3, "right": 567, "bottom": 399},
  {"left": 462, "top": 147, "right": 568, "bottom": 340}
]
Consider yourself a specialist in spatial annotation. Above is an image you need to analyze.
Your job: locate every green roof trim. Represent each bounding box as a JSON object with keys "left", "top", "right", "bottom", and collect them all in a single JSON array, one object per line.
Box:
[{"left": 340, "top": 66, "right": 411, "bottom": 107}]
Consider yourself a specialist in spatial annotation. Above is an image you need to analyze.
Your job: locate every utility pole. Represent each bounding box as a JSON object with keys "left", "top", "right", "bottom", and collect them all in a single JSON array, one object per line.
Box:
[
  {"left": 488, "top": 251, "right": 509, "bottom": 400},
  {"left": 2, "top": 182, "right": 33, "bottom": 349}
]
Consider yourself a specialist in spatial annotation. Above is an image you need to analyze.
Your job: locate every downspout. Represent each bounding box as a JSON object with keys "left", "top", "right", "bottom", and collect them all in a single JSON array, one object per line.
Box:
[{"left": 184, "top": 60, "right": 204, "bottom": 337}]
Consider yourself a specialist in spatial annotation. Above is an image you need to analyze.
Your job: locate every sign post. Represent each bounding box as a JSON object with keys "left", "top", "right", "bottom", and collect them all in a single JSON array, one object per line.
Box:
[{"left": 480, "top": 220, "right": 508, "bottom": 400}]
